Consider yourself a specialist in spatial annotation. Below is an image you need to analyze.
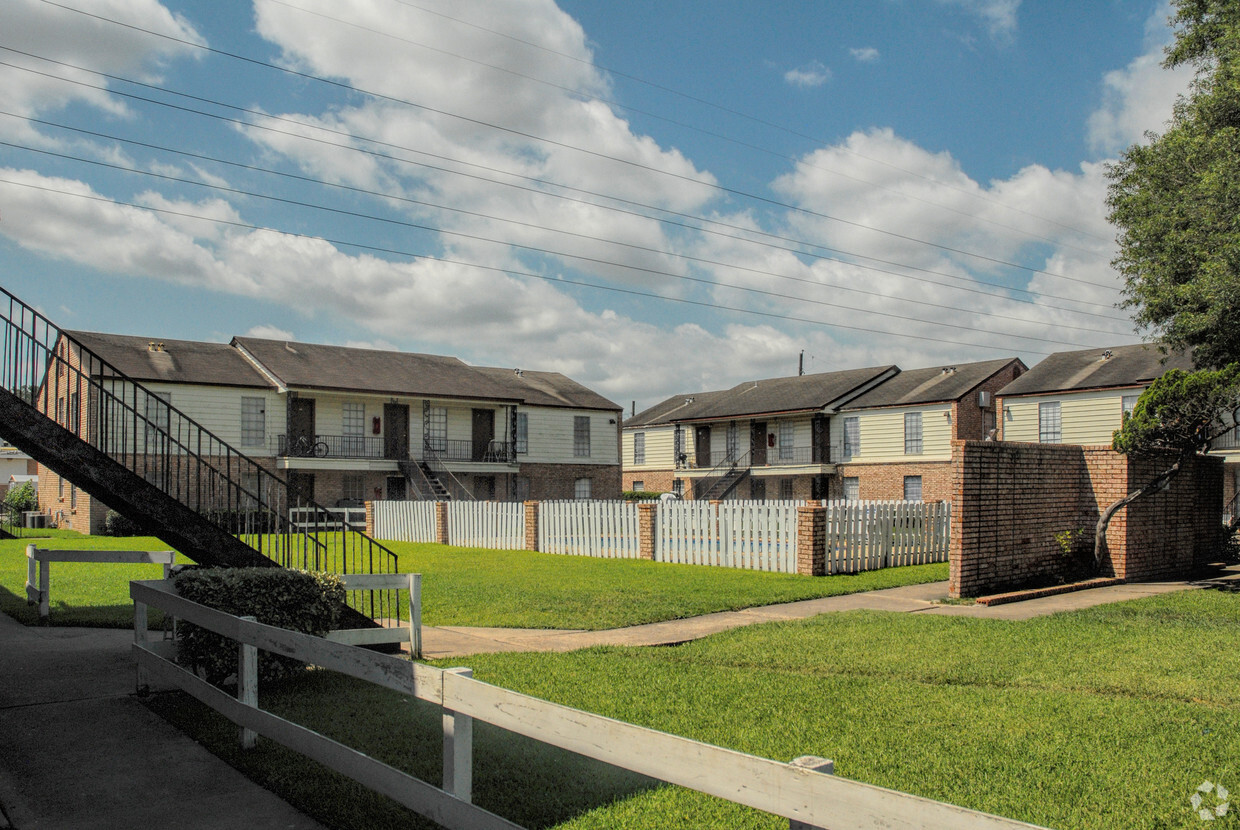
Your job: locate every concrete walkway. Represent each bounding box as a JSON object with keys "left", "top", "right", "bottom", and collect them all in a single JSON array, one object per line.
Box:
[
  {"left": 420, "top": 573, "right": 1237, "bottom": 659},
  {"left": 0, "top": 612, "right": 326, "bottom": 830}
]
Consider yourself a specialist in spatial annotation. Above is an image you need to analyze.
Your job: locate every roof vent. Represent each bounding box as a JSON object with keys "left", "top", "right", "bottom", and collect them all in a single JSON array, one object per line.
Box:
[
  {"left": 1102, "top": 349, "right": 1113, "bottom": 360},
  {"left": 942, "top": 366, "right": 957, "bottom": 374},
  {"left": 284, "top": 342, "right": 298, "bottom": 354},
  {"left": 147, "top": 341, "right": 166, "bottom": 353},
  {"left": 685, "top": 397, "right": 695, "bottom": 404},
  {"left": 514, "top": 368, "right": 524, "bottom": 377}
]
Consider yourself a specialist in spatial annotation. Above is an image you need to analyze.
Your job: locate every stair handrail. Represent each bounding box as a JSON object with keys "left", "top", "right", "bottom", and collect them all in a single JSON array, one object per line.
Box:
[
  {"left": 697, "top": 448, "right": 752, "bottom": 501},
  {"left": 421, "top": 440, "right": 476, "bottom": 501},
  {"left": 0, "top": 285, "right": 398, "bottom": 622}
]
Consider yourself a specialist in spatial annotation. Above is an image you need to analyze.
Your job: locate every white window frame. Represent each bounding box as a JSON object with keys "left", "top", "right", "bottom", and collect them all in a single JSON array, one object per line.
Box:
[
  {"left": 574, "top": 477, "right": 592, "bottom": 499},
  {"left": 843, "top": 416, "right": 860, "bottom": 458},
  {"left": 904, "top": 412, "right": 923, "bottom": 455},
  {"left": 631, "top": 480, "right": 645, "bottom": 492},
  {"left": 241, "top": 397, "right": 266, "bottom": 448},
  {"left": 515, "top": 412, "right": 528, "bottom": 454},
  {"left": 426, "top": 406, "right": 447, "bottom": 452},
  {"left": 1121, "top": 394, "right": 1140, "bottom": 422},
  {"left": 574, "top": 416, "right": 591, "bottom": 458},
  {"left": 1039, "top": 401, "right": 1062, "bottom": 444},
  {"left": 903, "top": 475, "right": 923, "bottom": 501},
  {"left": 342, "top": 473, "right": 365, "bottom": 503},
  {"left": 633, "top": 432, "right": 645, "bottom": 465},
  {"left": 843, "top": 477, "right": 859, "bottom": 501},
  {"left": 779, "top": 421, "right": 795, "bottom": 461}
]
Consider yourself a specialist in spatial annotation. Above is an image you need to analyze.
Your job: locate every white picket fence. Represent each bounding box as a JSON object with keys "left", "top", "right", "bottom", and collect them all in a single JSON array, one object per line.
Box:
[
  {"left": 372, "top": 501, "right": 437, "bottom": 543},
  {"left": 657, "top": 500, "right": 799, "bottom": 573},
  {"left": 539, "top": 500, "right": 641, "bottom": 558},
  {"left": 449, "top": 502, "right": 524, "bottom": 549},
  {"left": 822, "top": 500, "right": 951, "bottom": 574}
]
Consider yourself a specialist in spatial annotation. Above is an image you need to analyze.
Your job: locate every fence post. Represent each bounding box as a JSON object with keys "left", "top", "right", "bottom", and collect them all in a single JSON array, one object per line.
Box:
[
  {"left": 796, "top": 505, "right": 826, "bottom": 576},
  {"left": 24, "top": 544, "right": 36, "bottom": 607},
  {"left": 524, "top": 500, "right": 540, "bottom": 552},
  {"left": 435, "top": 501, "right": 450, "bottom": 545},
  {"left": 408, "top": 573, "right": 422, "bottom": 659},
  {"left": 788, "top": 756, "right": 835, "bottom": 830},
  {"left": 134, "top": 596, "right": 149, "bottom": 695},
  {"left": 364, "top": 499, "right": 375, "bottom": 537},
  {"left": 238, "top": 615, "right": 258, "bottom": 750},
  {"left": 637, "top": 502, "right": 657, "bottom": 561},
  {"left": 443, "top": 667, "right": 474, "bottom": 803}
]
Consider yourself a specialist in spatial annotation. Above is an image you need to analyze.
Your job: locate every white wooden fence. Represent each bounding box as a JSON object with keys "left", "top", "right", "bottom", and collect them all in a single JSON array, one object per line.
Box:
[
  {"left": 822, "top": 500, "right": 951, "bottom": 574},
  {"left": 26, "top": 545, "right": 174, "bottom": 620},
  {"left": 656, "top": 501, "right": 799, "bottom": 573},
  {"left": 539, "top": 500, "right": 641, "bottom": 558},
  {"left": 373, "top": 501, "right": 437, "bottom": 543},
  {"left": 129, "top": 579, "right": 1047, "bottom": 830},
  {"left": 289, "top": 507, "right": 366, "bottom": 531},
  {"left": 448, "top": 502, "right": 524, "bottom": 549}
]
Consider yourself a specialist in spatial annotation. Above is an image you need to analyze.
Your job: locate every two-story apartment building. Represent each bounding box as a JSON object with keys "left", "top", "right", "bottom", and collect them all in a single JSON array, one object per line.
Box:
[{"left": 38, "top": 332, "right": 621, "bottom": 534}]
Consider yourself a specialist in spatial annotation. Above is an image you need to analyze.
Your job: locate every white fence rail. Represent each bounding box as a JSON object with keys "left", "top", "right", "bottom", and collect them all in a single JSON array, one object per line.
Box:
[
  {"left": 539, "top": 500, "right": 641, "bottom": 558},
  {"left": 656, "top": 501, "right": 799, "bottom": 573},
  {"left": 289, "top": 507, "right": 366, "bottom": 531},
  {"left": 322, "top": 573, "right": 423, "bottom": 658},
  {"left": 130, "top": 579, "right": 1046, "bottom": 830},
  {"left": 26, "top": 545, "right": 174, "bottom": 620},
  {"left": 373, "top": 501, "right": 437, "bottom": 543},
  {"left": 823, "top": 500, "right": 951, "bottom": 574},
  {"left": 448, "top": 502, "right": 524, "bottom": 549}
]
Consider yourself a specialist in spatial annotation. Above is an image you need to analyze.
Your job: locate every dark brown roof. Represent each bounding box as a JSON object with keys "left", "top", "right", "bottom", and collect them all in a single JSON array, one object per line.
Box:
[
  {"left": 626, "top": 390, "right": 731, "bottom": 427},
  {"left": 67, "top": 331, "right": 271, "bottom": 388},
  {"left": 842, "top": 358, "right": 1025, "bottom": 409},
  {"left": 232, "top": 337, "right": 520, "bottom": 401},
  {"left": 998, "top": 344, "right": 1194, "bottom": 397},
  {"left": 473, "top": 367, "right": 620, "bottom": 411}
]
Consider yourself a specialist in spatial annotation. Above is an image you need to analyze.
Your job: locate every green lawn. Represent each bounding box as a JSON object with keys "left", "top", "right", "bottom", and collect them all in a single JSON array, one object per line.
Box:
[
  {"left": 149, "top": 587, "right": 1240, "bottom": 830},
  {"left": 0, "top": 534, "right": 948, "bottom": 630}
]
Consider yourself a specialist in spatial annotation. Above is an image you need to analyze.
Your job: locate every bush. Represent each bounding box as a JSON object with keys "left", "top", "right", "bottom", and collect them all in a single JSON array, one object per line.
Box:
[
  {"left": 173, "top": 568, "right": 346, "bottom": 687},
  {"left": 104, "top": 509, "right": 143, "bottom": 537},
  {"left": 3, "top": 481, "right": 37, "bottom": 513},
  {"left": 622, "top": 490, "right": 666, "bottom": 501}
]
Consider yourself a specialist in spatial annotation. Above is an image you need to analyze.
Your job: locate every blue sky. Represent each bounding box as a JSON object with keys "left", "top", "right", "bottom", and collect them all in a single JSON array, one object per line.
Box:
[{"left": 0, "top": 0, "right": 1194, "bottom": 411}]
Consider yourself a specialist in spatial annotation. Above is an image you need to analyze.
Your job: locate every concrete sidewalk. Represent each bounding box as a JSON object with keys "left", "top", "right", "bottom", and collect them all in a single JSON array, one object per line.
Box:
[
  {"left": 0, "top": 613, "right": 325, "bottom": 830},
  {"left": 420, "top": 574, "right": 1233, "bottom": 659}
]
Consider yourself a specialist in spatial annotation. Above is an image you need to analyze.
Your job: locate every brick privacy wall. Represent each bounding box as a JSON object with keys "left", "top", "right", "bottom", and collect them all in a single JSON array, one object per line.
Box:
[
  {"left": 622, "top": 468, "right": 676, "bottom": 493},
  {"left": 950, "top": 440, "right": 1223, "bottom": 597},
  {"left": 836, "top": 461, "right": 951, "bottom": 501},
  {"left": 520, "top": 462, "right": 621, "bottom": 501}
]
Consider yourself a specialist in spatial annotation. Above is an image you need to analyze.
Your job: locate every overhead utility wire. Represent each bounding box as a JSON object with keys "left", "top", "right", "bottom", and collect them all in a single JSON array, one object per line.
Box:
[
  {"left": 0, "top": 174, "right": 1073, "bottom": 358},
  {"left": 380, "top": 0, "right": 1110, "bottom": 244},
  {"left": 33, "top": 1, "right": 1116, "bottom": 288},
  {"left": 0, "top": 114, "right": 1132, "bottom": 332},
  {"left": 263, "top": 0, "right": 1097, "bottom": 257},
  {"left": 0, "top": 138, "right": 1121, "bottom": 349},
  {"left": 0, "top": 53, "right": 1129, "bottom": 319}
]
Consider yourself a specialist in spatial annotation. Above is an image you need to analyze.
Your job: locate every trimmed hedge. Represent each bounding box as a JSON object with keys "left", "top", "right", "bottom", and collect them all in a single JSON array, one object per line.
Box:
[{"left": 173, "top": 568, "right": 346, "bottom": 687}]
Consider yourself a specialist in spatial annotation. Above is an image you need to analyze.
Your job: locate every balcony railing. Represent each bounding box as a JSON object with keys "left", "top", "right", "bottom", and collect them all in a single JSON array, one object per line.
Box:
[
  {"left": 1211, "top": 425, "right": 1240, "bottom": 451},
  {"left": 686, "top": 445, "right": 828, "bottom": 469},
  {"left": 276, "top": 434, "right": 386, "bottom": 460},
  {"left": 422, "top": 438, "right": 512, "bottom": 464}
]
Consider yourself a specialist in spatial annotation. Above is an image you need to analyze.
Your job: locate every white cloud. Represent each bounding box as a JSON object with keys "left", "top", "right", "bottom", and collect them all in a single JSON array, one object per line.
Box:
[
  {"left": 936, "top": 0, "right": 1020, "bottom": 38},
  {"left": 849, "top": 47, "right": 880, "bottom": 63},
  {"left": 246, "top": 325, "right": 296, "bottom": 341},
  {"left": 784, "top": 61, "right": 832, "bottom": 88}
]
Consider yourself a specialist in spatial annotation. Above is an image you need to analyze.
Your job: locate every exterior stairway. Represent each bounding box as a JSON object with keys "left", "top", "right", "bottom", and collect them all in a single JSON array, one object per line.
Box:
[
  {"left": 398, "top": 460, "right": 451, "bottom": 501},
  {"left": 696, "top": 465, "right": 751, "bottom": 501}
]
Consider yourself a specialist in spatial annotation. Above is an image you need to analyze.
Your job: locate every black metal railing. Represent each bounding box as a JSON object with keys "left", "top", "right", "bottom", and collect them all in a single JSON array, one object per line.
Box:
[
  {"left": 420, "top": 443, "right": 476, "bottom": 501},
  {"left": 1211, "top": 425, "right": 1240, "bottom": 451},
  {"left": 277, "top": 433, "right": 387, "bottom": 459},
  {"left": 0, "top": 285, "right": 401, "bottom": 625},
  {"left": 420, "top": 438, "right": 513, "bottom": 464}
]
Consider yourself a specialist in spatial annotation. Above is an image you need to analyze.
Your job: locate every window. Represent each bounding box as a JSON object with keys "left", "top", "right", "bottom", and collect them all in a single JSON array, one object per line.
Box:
[
  {"left": 574, "top": 477, "right": 592, "bottom": 499},
  {"left": 241, "top": 397, "right": 266, "bottom": 448},
  {"left": 779, "top": 421, "right": 795, "bottom": 460},
  {"left": 843, "top": 417, "right": 860, "bottom": 458},
  {"left": 426, "top": 406, "right": 447, "bottom": 452},
  {"left": 780, "top": 478, "right": 794, "bottom": 500},
  {"left": 1039, "top": 401, "right": 1062, "bottom": 443},
  {"left": 574, "top": 416, "right": 591, "bottom": 457},
  {"left": 904, "top": 412, "right": 923, "bottom": 455},
  {"left": 515, "top": 412, "right": 528, "bottom": 454},
  {"left": 59, "top": 476, "right": 65, "bottom": 500},
  {"left": 633, "top": 432, "right": 645, "bottom": 465},
  {"left": 843, "top": 477, "right": 859, "bottom": 501},
  {"left": 342, "top": 402, "right": 365, "bottom": 455},
  {"left": 342, "top": 474, "right": 365, "bottom": 503},
  {"left": 631, "top": 480, "right": 645, "bottom": 492},
  {"left": 144, "top": 391, "right": 170, "bottom": 449},
  {"left": 1122, "top": 394, "right": 1140, "bottom": 422},
  {"left": 903, "top": 475, "right": 923, "bottom": 501}
]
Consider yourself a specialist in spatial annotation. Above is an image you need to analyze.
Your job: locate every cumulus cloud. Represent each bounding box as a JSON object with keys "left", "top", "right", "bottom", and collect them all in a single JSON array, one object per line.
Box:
[
  {"left": 849, "top": 47, "right": 880, "bottom": 63},
  {"left": 246, "top": 325, "right": 296, "bottom": 340},
  {"left": 1087, "top": 32, "right": 1193, "bottom": 155},
  {"left": 783, "top": 61, "right": 832, "bottom": 88},
  {"left": 936, "top": 0, "right": 1021, "bottom": 38}
]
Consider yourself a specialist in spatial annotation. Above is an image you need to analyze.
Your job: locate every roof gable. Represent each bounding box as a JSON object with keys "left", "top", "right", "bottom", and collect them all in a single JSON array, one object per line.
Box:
[
  {"left": 998, "top": 344, "right": 1194, "bottom": 397},
  {"left": 842, "top": 358, "right": 1023, "bottom": 409}
]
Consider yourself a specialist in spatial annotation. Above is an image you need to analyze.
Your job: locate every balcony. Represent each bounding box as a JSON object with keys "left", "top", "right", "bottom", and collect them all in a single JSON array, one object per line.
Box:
[
  {"left": 1211, "top": 425, "right": 1240, "bottom": 452},
  {"left": 423, "top": 438, "right": 513, "bottom": 463},
  {"left": 277, "top": 434, "right": 385, "bottom": 460},
  {"left": 680, "top": 445, "right": 829, "bottom": 470}
]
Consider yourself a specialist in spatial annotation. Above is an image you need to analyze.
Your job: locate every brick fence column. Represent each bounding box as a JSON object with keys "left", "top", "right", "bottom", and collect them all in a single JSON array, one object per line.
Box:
[
  {"left": 637, "top": 503, "right": 657, "bottom": 560},
  {"left": 524, "top": 501, "right": 540, "bottom": 552},
  {"left": 796, "top": 504, "right": 826, "bottom": 576},
  {"left": 364, "top": 500, "right": 375, "bottom": 537},
  {"left": 435, "top": 501, "right": 449, "bottom": 545}
]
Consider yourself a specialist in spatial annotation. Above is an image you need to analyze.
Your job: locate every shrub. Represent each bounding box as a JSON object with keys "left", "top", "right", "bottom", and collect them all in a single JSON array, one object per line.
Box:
[
  {"left": 622, "top": 490, "right": 665, "bottom": 501},
  {"left": 173, "top": 568, "right": 346, "bottom": 687},
  {"left": 3, "top": 481, "right": 37, "bottom": 513},
  {"left": 104, "top": 509, "right": 143, "bottom": 537}
]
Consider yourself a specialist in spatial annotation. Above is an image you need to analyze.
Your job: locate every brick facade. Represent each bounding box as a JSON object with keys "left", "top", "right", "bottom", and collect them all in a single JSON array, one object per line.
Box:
[
  {"left": 833, "top": 460, "right": 951, "bottom": 501},
  {"left": 520, "top": 462, "right": 621, "bottom": 501},
  {"left": 949, "top": 440, "right": 1223, "bottom": 597}
]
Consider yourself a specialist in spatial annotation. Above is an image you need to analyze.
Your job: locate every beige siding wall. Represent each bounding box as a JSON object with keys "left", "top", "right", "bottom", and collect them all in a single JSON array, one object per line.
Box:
[
  {"left": 832, "top": 404, "right": 952, "bottom": 463},
  {"left": 106, "top": 381, "right": 284, "bottom": 458},
  {"left": 623, "top": 424, "right": 684, "bottom": 470},
  {"left": 1001, "top": 389, "right": 1142, "bottom": 445},
  {"left": 523, "top": 407, "right": 619, "bottom": 465}
]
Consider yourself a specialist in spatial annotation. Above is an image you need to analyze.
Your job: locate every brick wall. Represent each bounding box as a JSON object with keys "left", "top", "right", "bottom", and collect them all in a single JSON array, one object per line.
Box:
[
  {"left": 950, "top": 440, "right": 1223, "bottom": 597},
  {"left": 835, "top": 461, "right": 951, "bottom": 501},
  {"left": 953, "top": 360, "right": 1022, "bottom": 441},
  {"left": 520, "top": 462, "right": 622, "bottom": 501},
  {"left": 622, "top": 468, "right": 676, "bottom": 493}
]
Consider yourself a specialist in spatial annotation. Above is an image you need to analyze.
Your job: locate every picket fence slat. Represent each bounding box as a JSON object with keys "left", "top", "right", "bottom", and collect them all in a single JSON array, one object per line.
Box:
[
  {"left": 448, "top": 502, "right": 524, "bottom": 550},
  {"left": 372, "top": 502, "right": 437, "bottom": 543},
  {"left": 822, "top": 500, "right": 951, "bottom": 574},
  {"left": 539, "top": 501, "right": 641, "bottom": 559}
]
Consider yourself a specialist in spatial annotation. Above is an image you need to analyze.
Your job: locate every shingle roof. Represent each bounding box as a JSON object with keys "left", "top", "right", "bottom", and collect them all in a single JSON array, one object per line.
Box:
[
  {"left": 998, "top": 344, "right": 1195, "bottom": 397},
  {"left": 232, "top": 337, "right": 521, "bottom": 401},
  {"left": 67, "top": 331, "right": 272, "bottom": 388},
  {"left": 626, "top": 390, "right": 730, "bottom": 427},
  {"left": 842, "top": 358, "right": 1024, "bottom": 409},
  {"left": 472, "top": 367, "right": 620, "bottom": 411}
]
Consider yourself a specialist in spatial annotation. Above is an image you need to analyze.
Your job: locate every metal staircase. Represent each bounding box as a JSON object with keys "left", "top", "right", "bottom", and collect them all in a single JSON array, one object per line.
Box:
[
  {"left": 398, "top": 446, "right": 476, "bottom": 502},
  {"left": 694, "top": 450, "right": 752, "bottom": 501},
  {"left": 0, "top": 286, "right": 400, "bottom": 626}
]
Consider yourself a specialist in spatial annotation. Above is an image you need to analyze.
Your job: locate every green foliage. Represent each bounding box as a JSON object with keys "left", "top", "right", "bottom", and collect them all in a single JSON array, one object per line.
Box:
[
  {"left": 103, "top": 509, "right": 142, "bottom": 537},
  {"left": 621, "top": 490, "right": 665, "bottom": 501},
  {"left": 1107, "top": 0, "right": 1240, "bottom": 368},
  {"left": 2, "top": 481, "right": 37, "bottom": 513},
  {"left": 1111, "top": 364, "right": 1240, "bottom": 454},
  {"left": 173, "top": 568, "right": 345, "bottom": 687}
]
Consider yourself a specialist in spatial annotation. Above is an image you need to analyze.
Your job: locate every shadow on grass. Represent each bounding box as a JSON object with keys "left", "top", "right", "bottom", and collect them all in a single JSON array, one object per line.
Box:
[
  {"left": 0, "top": 584, "right": 168, "bottom": 629},
  {"left": 146, "top": 667, "right": 658, "bottom": 830}
]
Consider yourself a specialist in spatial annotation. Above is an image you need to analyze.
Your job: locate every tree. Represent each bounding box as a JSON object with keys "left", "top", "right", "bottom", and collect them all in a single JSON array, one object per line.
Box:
[
  {"left": 1106, "top": 0, "right": 1240, "bottom": 369},
  {"left": 1098, "top": 366, "right": 1240, "bottom": 569}
]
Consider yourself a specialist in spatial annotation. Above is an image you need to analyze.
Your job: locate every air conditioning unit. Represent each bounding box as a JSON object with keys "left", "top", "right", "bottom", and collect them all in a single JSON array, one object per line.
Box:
[{"left": 978, "top": 391, "right": 991, "bottom": 408}]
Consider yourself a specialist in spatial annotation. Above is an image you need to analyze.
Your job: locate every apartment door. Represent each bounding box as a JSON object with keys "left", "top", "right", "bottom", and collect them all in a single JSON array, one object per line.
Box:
[
  {"left": 695, "top": 425, "right": 711, "bottom": 467},
  {"left": 384, "top": 403, "right": 409, "bottom": 460},
  {"left": 288, "top": 398, "right": 315, "bottom": 448},
  {"left": 472, "top": 409, "right": 495, "bottom": 461},
  {"left": 750, "top": 420, "right": 767, "bottom": 467}
]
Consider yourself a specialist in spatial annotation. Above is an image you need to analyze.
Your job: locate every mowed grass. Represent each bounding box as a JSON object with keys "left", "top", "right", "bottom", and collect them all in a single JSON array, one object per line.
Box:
[
  {"left": 0, "top": 532, "right": 948, "bottom": 630},
  {"left": 150, "top": 588, "right": 1240, "bottom": 830}
]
